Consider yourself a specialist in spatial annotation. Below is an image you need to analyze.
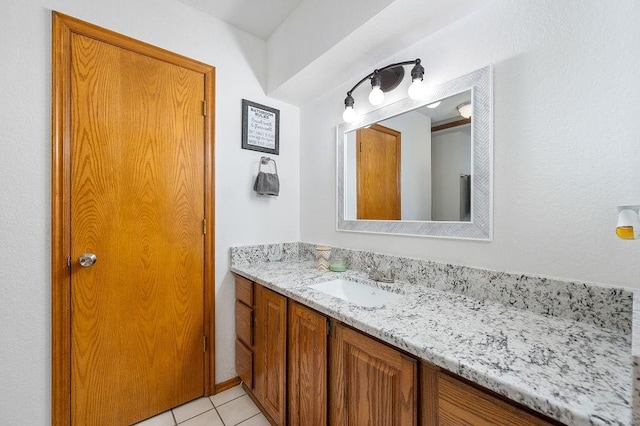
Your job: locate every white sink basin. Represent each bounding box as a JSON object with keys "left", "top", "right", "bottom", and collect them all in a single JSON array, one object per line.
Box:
[{"left": 308, "top": 278, "right": 403, "bottom": 308}]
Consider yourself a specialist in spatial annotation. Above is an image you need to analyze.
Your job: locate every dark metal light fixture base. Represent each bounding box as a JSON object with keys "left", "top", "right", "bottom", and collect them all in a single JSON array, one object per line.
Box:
[{"left": 379, "top": 66, "right": 405, "bottom": 92}]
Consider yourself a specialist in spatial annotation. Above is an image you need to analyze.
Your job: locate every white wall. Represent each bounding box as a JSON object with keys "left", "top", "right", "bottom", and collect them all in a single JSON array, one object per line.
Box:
[
  {"left": 300, "top": 0, "right": 640, "bottom": 287},
  {"left": 267, "top": 0, "right": 395, "bottom": 93},
  {"left": 432, "top": 126, "right": 471, "bottom": 220},
  {"left": 380, "top": 112, "right": 431, "bottom": 221},
  {"left": 0, "top": 1, "right": 299, "bottom": 423}
]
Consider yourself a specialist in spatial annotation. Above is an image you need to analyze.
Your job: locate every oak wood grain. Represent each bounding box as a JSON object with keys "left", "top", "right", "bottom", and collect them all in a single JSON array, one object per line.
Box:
[
  {"left": 254, "top": 285, "right": 287, "bottom": 426},
  {"left": 431, "top": 118, "right": 471, "bottom": 133},
  {"left": 356, "top": 124, "right": 401, "bottom": 220},
  {"left": 330, "top": 322, "right": 417, "bottom": 426},
  {"left": 236, "top": 300, "right": 253, "bottom": 347},
  {"left": 52, "top": 12, "right": 215, "bottom": 425},
  {"left": 420, "top": 361, "right": 440, "bottom": 426},
  {"left": 235, "top": 275, "right": 254, "bottom": 307},
  {"left": 235, "top": 340, "right": 254, "bottom": 390},
  {"left": 438, "top": 373, "right": 552, "bottom": 426},
  {"left": 214, "top": 376, "right": 241, "bottom": 394},
  {"left": 51, "top": 12, "right": 74, "bottom": 425},
  {"left": 69, "top": 31, "right": 205, "bottom": 425},
  {"left": 288, "top": 301, "right": 327, "bottom": 426}
]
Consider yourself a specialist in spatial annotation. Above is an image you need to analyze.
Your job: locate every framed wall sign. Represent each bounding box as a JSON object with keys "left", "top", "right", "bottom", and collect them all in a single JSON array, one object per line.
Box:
[{"left": 242, "top": 99, "right": 280, "bottom": 155}]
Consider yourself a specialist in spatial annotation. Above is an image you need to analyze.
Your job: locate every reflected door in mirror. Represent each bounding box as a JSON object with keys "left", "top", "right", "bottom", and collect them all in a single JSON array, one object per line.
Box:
[{"left": 357, "top": 124, "right": 401, "bottom": 220}]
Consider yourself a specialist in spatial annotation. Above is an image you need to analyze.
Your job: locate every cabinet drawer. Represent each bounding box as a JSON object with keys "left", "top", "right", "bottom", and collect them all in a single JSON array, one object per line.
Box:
[
  {"left": 235, "top": 275, "right": 253, "bottom": 306},
  {"left": 236, "top": 301, "right": 253, "bottom": 347},
  {"left": 439, "top": 374, "right": 551, "bottom": 425},
  {"left": 236, "top": 339, "right": 253, "bottom": 390}
]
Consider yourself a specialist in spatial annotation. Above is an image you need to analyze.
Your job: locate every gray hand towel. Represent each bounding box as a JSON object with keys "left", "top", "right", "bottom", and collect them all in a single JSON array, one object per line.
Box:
[
  {"left": 254, "top": 171, "right": 280, "bottom": 196},
  {"left": 254, "top": 157, "right": 280, "bottom": 196}
]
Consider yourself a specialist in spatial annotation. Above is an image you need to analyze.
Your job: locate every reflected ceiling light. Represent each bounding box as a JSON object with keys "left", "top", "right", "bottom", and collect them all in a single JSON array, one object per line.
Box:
[
  {"left": 457, "top": 102, "right": 472, "bottom": 119},
  {"left": 426, "top": 101, "right": 441, "bottom": 109},
  {"left": 342, "top": 59, "right": 426, "bottom": 123},
  {"left": 616, "top": 205, "right": 640, "bottom": 240}
]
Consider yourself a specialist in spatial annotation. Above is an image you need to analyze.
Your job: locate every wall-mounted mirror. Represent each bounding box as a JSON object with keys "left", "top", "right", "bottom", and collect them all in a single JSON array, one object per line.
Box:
[{"left": 337, "top": 66, "right": 492, "bottom": 240}]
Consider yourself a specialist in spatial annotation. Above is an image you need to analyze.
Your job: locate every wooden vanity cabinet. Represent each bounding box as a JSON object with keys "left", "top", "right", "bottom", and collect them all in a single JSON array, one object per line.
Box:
[
  {"left": 420, "top": 362, "right": 555, "bottom": 426},
  {"left": 288, "top": 301, "right": 328, "bottom": 426},
  {"left": 330, "top": 321, "right": 418, "bottom": 425},
  {"left": 234, "top": 276, "right": 288, "bottom": 425},
  {"left": 254, "top": 284, "right": 287, "bottom": 425},
  {"left": 234, "top": 276, "right": 254, "bottom": 389},
  {"left": 235, "top": 274, "right": 558, "bottom": 426}
]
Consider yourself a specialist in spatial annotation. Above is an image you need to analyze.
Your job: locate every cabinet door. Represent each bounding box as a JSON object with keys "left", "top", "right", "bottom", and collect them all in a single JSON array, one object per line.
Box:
[
  {"left": 254, "top": 285, "right": 287, "bottom": 426},
  {"left": 438, "top": 373, "right": 552, "bottom": 426},
  {"left": 288, "top": 301, "right": 327, "bottom": 426},
  {"left": 330, "top": 322, "right": 417, "bottom": 426}
]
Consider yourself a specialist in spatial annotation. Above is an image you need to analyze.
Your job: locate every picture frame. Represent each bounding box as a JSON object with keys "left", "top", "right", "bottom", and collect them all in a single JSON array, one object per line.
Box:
[{"left": 241, "top": 99, "right": 280, "bottom": 155}]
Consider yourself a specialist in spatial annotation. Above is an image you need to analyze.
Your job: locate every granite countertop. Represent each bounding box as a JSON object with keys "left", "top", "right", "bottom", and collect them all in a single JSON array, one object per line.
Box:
[{"left": 231, "top": 260, "right": 632, "bottom": 426}]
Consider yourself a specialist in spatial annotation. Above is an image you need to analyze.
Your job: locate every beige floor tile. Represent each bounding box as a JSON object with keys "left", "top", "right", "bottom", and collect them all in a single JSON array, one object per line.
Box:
[
  {"left": 178, "top": 409, "right": 223, "bottom": 426},
  {"left": 236, "top": 413, "right": 270, "bottom": 426},
  {"left": 210, "top": 385, "right": 246, "bottom": 407},
  {"left": 134, "top": 410, "right": 176, "bottom": 426},
  {"left": 216, "top": 395, "right": 260, "bottom": 426},
  {"left": 172, "top": 397, "right": 214, "bottom": 423}
]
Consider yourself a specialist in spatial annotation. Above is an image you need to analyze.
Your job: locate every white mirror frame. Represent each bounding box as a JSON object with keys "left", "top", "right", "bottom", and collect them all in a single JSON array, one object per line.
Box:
[{"left": 336, "top": 66, "right": 492, "bottom": 240}]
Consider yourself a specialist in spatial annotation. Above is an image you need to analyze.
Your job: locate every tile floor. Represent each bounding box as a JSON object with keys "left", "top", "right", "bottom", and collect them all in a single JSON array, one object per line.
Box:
[{"left": 135, "top": 385, "right": 269, "bottom": 426}]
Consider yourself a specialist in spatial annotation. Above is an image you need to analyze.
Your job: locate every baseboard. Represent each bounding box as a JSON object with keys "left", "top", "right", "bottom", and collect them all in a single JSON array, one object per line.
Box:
[{"left": 214, "top": 376, "right": 241, "bottom": 394}]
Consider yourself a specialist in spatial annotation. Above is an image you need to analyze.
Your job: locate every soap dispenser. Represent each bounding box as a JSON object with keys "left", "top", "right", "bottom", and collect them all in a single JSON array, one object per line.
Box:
[{"left": 616, "top": 205, "right": 640, "bottom": 240}]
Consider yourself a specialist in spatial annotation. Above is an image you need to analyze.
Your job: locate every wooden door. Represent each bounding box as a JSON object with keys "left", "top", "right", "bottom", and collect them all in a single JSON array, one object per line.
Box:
[
  {"left": 356, "top": 124, "right": 401, "bottom": 220},
  {"left": 52, "top": 13, "right": 215, "bottom": 425},
  {"left": 330, "top": 323, "right": 417, "bottom": 426},
  {"left": 288, "top": 301, "right": 327, "bottom": 426},
  {"left": 254, "top": 285, "right": 287, "bottom": 425}
]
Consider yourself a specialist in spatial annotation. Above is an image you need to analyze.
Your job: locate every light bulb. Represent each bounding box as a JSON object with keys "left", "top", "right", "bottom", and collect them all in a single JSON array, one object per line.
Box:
[
  {"left": 426, "top": 101, "right": 441, "bottom": 109},
  {"left": 408, "top": 78, "right": 427, "bottom": 100},
  {"left": 368, "top": 86, "right": 384, "bottom": 106},
  {"left": 342, "top": 106, "right": 357, "bottom": 123}
]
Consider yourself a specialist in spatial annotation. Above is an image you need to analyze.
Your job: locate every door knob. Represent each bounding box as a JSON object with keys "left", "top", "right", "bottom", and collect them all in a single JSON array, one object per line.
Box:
[{"left": 78, "top": 253, "right": 97, "bottom": 267}]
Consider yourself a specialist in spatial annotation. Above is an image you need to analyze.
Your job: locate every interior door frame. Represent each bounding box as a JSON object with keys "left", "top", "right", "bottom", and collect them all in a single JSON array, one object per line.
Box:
[{"left": 51, "top": 12, "right": 216, "bottom": 425}]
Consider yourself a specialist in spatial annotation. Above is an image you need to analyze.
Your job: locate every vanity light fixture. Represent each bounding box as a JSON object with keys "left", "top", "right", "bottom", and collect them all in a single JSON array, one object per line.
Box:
[
  {"left": 368, "top": 72, "right": 385, "bottom": 106},
  {"left": 616, "top": 205, "right": 640, "bottom": 240},
  {"left": 342, "top": 58, "right": 426, "bottom": 123},
  {"left": 457, "top": 102, "right": 472, "bottom": 119}
]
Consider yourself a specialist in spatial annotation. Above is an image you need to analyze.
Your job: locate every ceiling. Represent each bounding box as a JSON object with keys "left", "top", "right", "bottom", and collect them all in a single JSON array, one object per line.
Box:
[
  {"left": 174, "top": 0, "right": 493, "bottom": 104},
  {"left": 417, "top": 90, "right": 471, "bottom": 125},
  {"left": 176, "top": 0, "right": 303, "bottom": 39}
]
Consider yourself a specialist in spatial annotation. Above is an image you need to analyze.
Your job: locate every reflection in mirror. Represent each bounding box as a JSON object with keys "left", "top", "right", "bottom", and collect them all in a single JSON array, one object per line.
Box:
[
  {"left": 344, "top": 90, "right": 472, "bottom": 222},
  {"left": 337, "top": 66, "right": 492, "bottom": 240}
]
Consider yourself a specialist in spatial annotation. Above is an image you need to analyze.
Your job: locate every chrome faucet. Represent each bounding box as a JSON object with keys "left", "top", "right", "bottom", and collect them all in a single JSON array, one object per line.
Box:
[{"left": 369, "top": 266, "right": 395, "bottom": 283}]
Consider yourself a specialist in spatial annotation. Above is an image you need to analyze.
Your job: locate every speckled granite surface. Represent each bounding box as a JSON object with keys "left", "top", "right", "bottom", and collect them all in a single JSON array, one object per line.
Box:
[
  {"left": 632, "top": 292, "right": 640, "bottom": 425},
  {"left": 231, "top": 244, "right": 633, "bottom": 425},
  {"left": 232, "top": 242, "right": 633, "bottom": 333}
]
